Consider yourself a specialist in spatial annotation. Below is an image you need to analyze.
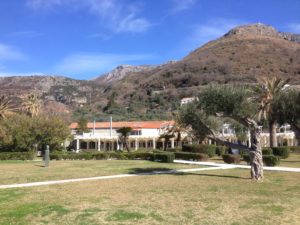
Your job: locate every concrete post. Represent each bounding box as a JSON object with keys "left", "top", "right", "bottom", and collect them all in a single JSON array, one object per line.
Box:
[{"left": 44, "top": 145, "right": 49, "bottom": 167}]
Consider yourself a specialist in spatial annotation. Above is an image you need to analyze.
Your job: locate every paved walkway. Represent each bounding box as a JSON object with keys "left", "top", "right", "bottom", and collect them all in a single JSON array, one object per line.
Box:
[
  {"left": 0, "top": 161, "right": 299, "bottom": 189},
  {"left": 174, "top": 160, "right": 300, "bottom": 172}
]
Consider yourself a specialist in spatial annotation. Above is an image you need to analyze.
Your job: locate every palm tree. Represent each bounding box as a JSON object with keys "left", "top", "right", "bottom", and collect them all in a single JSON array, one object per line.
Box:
[
  {"left": 22, "top": 93, "right": 41, "bottom": 117},
  {"left": 255, "top": 76, "right": 290, "bottom": 147},
  {"left": 116, "top": 127, "right": 132, "bottom": 152},
  {"left": 0, "top": 96, "right": 15, "bottom": 119}
]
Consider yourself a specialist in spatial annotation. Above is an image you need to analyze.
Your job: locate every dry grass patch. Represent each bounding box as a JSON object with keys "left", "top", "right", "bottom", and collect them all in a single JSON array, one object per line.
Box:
[{"left": 0, "top": 168, "right": 299, "bottom": 225}]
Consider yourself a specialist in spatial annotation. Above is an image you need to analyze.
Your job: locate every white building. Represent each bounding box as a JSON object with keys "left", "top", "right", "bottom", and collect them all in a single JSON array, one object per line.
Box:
[{"left": 70, "top": 120, "right": 178, "bottom": 151}]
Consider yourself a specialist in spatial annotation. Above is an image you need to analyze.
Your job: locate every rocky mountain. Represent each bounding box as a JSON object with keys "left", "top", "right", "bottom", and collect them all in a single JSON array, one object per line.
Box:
[{"left": 0, "top": 23, "right": 299, "bottom": 121}]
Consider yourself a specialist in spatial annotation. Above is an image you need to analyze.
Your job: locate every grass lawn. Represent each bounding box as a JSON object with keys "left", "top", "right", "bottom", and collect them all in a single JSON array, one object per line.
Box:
[
  {"left": 0, "top": 160, "right": 203, "bottom": 185},
  {"left": 0, "top": 167, "right": 299, "bottom": 225}
]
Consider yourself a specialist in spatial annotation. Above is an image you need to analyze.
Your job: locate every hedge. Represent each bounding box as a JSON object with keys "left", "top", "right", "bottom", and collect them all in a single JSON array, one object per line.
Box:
[
  {"left": 150, "top": 152, "right": 174, "bottom": 163},
  {"left": 243, "top": 154, "right": 280, "bottom": 167},
  {"left": 175, "top": 152, "right": 208, "bottom": 161},
  {"left": 182, "top": 144, "right": 216, "bottom": 157},
  {"left": 0, "top": 152, "right": 35, "bottom": 160},
  {"left": 50, "top": 151, "right": 173, "bottom": 162},
  {"left": 222, "top": 154, "right": 241, "bottom": 164},
  {"left": 262, "top": 147, "right": 273, "bottom": 155},
  {"left": 263, "top": 155, "right": 280, "bottom": 166},
  {"left": 272, "top": 147, "right": 290, "bottom": 159},
  {"left": 216, "top": 146, "right": 229, "bottom": 156}
]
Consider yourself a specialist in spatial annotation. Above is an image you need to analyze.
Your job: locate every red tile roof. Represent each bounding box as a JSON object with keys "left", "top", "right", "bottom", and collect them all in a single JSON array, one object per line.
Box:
[{"left": 70, "top": 121, "right": 175, "bottom": 129}]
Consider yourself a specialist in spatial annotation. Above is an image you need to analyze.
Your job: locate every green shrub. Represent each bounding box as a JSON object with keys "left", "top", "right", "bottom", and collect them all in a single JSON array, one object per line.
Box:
[
  {"left": 150, "top": 153, "right": 174, "bottom": 163},
  {"left": 262, "top": 147, "right": 273, "bottom": 155},
  {"left": 238, "top": 149, "right": 248, "bottom": 157},
  {"left": 166, "top": 148, "right": 182, "bottom": 152},
  {"left": 272, "top": 147, "right": 290, "bottom": 159},
  {"left": 243, "top": 154, "right": 250, "bottom": 164},
  {"left": 50, "top": 153, "right": 63, "bottom": 160},
  {"left": 222, "top": 154, "right": 241, "bottom": 164},
  {"left": 263, "top": 155, "right": 280, "bottom": 166},
  {"left": 243, "top": 154, "right": 280, "bottom": 167},
  {"left": 175, "top": 152, "right": 208, "bottom": 161},
  {"left": 216, "top": 146, "right": 229, "bottom": 156},
  {"left": 94, "top": 152, "right": 110, "bottom": 160},
  {"left": 182, "top": 144, "right": 216, "bottom": 157},
  {"left": 0, "top": 152, "right": 35, "bottom": 160}
]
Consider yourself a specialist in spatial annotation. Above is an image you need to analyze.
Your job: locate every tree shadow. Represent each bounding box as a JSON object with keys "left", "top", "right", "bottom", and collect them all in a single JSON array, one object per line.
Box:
[
  {"left": 128, "top": 167, "right": 249, "bottom": 180},
  {"left": 34, "top": 164, "right": 46, "bottom": 167},
  {"left": 128, "top": 167, "right": 175, "bottom": 174}
]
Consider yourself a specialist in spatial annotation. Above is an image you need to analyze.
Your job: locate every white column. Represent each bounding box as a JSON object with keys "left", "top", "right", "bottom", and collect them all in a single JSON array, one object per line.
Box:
[
  {"left": 76, "top": 139, "right": 80, "bottom": 152},
  {"left": 171, "top": 138, "right": 175, "bottom": 149},
  {"left": 87, "top": 141, "right": 90, "bottom": 150},
  {"left": 135, "top": 139, "right": 138, "bottom": 150},
  {"left": 153, "top": 138, "right": 156, "bottom": 150},
  {"left": 97, "top": 139, "right": 101, "bottom": 151}
]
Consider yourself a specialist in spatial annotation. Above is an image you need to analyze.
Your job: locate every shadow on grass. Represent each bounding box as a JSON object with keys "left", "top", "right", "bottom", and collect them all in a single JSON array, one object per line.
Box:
[
  {"left": 128, "top": 168, "right": 174, "bottom": 174},
  {"left": 34, "top": 164, "right": 46, "bottom": 168},
  {"left": 128, "top": 167, "right": 249, "bottom": 180}
]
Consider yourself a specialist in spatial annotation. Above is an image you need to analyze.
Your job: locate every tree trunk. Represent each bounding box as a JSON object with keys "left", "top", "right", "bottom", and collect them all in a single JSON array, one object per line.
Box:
[
  {"left": 269, "top": 120, "right": 277, "bottom": 147},
  {"left": 249, "top": 129, "right": 264, "bottom": 180}
]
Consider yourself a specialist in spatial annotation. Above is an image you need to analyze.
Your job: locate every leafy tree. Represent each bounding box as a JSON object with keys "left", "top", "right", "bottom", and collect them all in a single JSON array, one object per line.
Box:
[
  {"left": 77, "top": 117, "right": 89, "bottom": 134},
  {"left": 0, "top": 96, "right": 16, "bottom": 119},
  {"left": 274, "top": 90, "right": 300, "bottom": 145},
  {"left": 22, "top": 93, "right": 41, "bottom": 117},
  {"left": 181, "top": 85, "right": 264, "bottom": 180},
  {"left": 116, "top": 127, "right": 132, "bottom": 152},
  {"left": 0, "top": 114, "right": 70, "bottom": 152},
  {"left": 254, "top": 76, "right": 290, "bottom": 147},
  {"left": 33, "top": 115, "right": 71, "bottom": 152}
]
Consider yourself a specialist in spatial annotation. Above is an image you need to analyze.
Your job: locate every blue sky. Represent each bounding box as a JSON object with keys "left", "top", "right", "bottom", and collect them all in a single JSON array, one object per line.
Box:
[{"left": 0, "top": 0, "right": 299, "bottom": 80}]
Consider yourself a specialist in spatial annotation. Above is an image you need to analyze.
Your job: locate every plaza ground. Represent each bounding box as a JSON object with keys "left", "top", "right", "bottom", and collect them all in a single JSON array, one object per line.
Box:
[{"left": 0, "top": 155, "right": 299, "bottom": 225}]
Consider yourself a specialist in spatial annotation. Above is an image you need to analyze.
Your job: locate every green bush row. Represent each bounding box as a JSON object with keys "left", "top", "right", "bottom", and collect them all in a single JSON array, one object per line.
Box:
[
  {"left": 150, "top": 153, "right": 174, "bottom": 163},
  {"left": 243, "top": 154, "right": 280, "bottom": 167},
  {"left": 174, "top": 152, "right": 208, "bottom": 161},
  {"left": 182, "top": 144, "right": 216, "bottom": 157},
  {"left": 50, "top": 151, "right": 154, "bottom": 161},
  {"left": 0, "top": 152, "right": 35, "bottom": 160},
  {"left": 50, "top": 151, "right": 175, "bottom": 163}
]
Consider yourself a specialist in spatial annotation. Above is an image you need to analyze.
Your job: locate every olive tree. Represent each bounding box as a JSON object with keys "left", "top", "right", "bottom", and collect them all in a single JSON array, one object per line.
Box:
[{"left": 180, "top": 85, "right": 264, "bottom": 180}]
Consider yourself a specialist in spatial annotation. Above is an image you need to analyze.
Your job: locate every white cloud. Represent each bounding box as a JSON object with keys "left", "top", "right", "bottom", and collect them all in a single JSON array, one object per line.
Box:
[
  {"left": 55, "top": 52, "right": 154, "bottom": 74},
  {"left": 170, "top": 0, "right": 197, "bottom": 13},
  {"left": 286, "top": 23, "right": 300, "bottom": 33},
  {"left": 117, "top": 14, "right": 151, "bottom": 33},
  {"left": 0, "top": 43, "right": 26, "bottom": 61},
  {"left": 26, "top": 0, "right": 151, "bottom": 33}
]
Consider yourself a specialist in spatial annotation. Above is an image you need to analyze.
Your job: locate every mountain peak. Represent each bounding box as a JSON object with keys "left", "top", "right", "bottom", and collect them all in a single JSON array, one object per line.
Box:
[
  {"left": 224, "top": 23, "right": 279, "bottom": 38},
  {"left": 224, "top": 23, "right": 300, "bottom": 43}
]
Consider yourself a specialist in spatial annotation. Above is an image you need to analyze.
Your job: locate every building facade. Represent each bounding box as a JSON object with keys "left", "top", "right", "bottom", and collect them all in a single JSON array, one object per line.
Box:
[{"left": 70, "top": 121, "right": 298, "bottom": 152}]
